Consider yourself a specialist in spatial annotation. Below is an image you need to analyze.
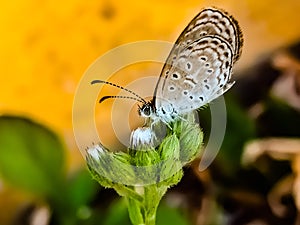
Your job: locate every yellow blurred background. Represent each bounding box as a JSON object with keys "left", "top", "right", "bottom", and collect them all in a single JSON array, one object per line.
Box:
[{"left": 1, "top": 0, "right": 300, "bottom": 166}]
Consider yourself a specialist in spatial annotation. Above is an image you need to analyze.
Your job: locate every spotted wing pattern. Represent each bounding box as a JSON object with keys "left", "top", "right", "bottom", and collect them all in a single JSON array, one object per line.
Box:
[{"left": 154, "top": 7, "right": 243, "bottom": 114}]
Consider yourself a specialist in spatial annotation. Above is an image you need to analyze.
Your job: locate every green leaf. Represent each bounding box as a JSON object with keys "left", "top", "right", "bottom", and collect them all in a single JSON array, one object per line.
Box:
[
  {"left": 156, "top": 202, "right": 189, "bottom": 225},
  {"left": 67, "top": 169, "right": 98, "bottom": 210},
  {"left": 0, "top": 115, "right": 65, "bottom": 197}
]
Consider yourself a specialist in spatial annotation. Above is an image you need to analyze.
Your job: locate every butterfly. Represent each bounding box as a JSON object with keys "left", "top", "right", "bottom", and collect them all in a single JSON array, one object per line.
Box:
[{"left": 92, "top": 7, "right": 243, "bottom": 124}]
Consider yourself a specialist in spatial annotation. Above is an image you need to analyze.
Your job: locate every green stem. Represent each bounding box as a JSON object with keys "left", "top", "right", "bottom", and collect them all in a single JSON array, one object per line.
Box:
[
  {"left": 127, "top": 197, "right": 144, "bottom": 225},
  {"left": 127, "top": 185, "right": 167, "bottom": 225}
]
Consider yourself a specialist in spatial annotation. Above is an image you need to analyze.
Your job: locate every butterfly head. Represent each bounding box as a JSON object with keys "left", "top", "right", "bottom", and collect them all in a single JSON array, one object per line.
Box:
[{"left": 138, "top": 101, "right": 155, "bottom": 118}]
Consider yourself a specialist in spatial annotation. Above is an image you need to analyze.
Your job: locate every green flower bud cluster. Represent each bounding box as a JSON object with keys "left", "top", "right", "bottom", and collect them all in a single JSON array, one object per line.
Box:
[{"left": 85, "top": 112, "right": 203, "bottom": 225}]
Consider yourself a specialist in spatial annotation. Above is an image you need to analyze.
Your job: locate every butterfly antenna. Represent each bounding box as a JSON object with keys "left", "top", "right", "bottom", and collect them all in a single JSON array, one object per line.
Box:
[
  {"left": 91, "top": 80, "right": 146, "bottom": 103},
  {"left": 99, "top": 95, "right": 145, "bottom": 104}
]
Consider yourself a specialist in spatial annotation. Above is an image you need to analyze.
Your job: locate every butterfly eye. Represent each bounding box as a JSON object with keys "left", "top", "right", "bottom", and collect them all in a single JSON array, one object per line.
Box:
[
  {"left": 138, "top": 103, "right": 151, "bottom": 117},
  {"left": 143, "top": 107, "right": 150, "bottom": 116}
]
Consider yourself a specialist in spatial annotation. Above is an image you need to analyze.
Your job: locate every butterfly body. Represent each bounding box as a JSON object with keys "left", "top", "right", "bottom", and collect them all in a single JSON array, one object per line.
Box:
[
  {"left": 138, "top": 7, "right": 243, "bottom": 123},
  {"left": 92, "top": 7, "right": 243, "bottom": 125}
]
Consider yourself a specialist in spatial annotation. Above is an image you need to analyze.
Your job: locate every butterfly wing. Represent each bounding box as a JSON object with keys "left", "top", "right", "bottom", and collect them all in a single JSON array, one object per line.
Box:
[
  {"left": 154, "top": 7, "right": 243, "bottom": 114},
  {"left": 170, "top": 7, "right": 242, "bottom": 63}
]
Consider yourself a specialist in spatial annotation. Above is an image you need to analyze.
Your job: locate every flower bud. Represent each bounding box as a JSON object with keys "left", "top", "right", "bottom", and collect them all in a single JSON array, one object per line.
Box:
[
  {"left": 130, "top": 127, "right": 157, "bottom": 151},
  {"left": 179, "top": 122, "right": 203, "bottom": 164},
  {"left": 157, "top": 134, "right": 183, "bottom": 184},
  {"left": 129, "top": 127, "right": 161, "bottom": 184},
  {"left": 86, "top": 144, "right": 136, "bottom": 186}
]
